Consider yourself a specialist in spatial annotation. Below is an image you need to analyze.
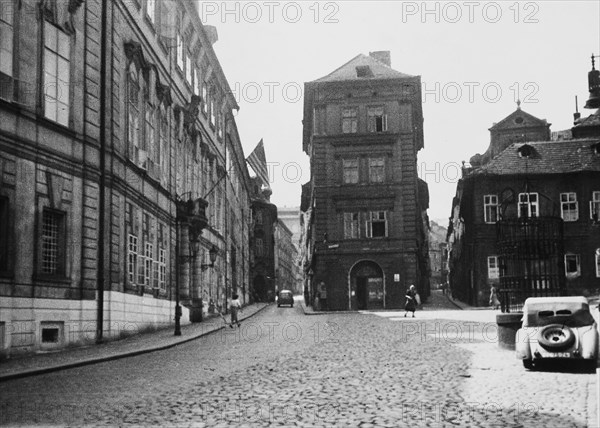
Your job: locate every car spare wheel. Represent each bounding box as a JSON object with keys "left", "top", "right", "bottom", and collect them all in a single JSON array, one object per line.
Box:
[{"left": 537, "top": 324, "right": 575, "bottom": 350}]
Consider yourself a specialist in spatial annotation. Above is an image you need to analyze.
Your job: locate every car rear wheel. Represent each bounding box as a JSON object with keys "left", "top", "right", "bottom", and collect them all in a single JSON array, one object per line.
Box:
[{"left": 537, "top": 324, "right": 575, "bottom": 351}]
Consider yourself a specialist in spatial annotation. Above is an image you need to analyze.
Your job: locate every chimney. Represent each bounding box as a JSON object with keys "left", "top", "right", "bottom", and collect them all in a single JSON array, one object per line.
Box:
[{"left": 369, "top": 51, "right": 391, "bottom": 67}]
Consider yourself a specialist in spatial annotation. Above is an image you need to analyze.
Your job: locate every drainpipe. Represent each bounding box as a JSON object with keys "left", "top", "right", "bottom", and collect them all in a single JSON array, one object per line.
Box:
[{"left": 96, "top": 0, "right": 108, "bottom": 344}]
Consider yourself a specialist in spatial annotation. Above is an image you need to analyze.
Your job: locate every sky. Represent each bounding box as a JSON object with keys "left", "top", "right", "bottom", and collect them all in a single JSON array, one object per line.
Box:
[{"left": 198, "top": 1, "right": 600, "bottom": 224}]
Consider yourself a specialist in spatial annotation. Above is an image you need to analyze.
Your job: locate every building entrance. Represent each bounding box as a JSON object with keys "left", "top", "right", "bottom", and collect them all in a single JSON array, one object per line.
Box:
[{"left": 350, "top": 261, "right": 384, "bottom": 310}]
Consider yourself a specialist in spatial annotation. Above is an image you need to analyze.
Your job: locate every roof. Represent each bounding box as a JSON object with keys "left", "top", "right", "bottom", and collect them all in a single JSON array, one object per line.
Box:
[
  {"left": 573, "top": 109, "right": 600, "bottom": 129},
  {"left": 489, "top": 107, "right": 550, "bottom": 131},
  {"left": 312, "top": 54, "right": 413, "bottom": 83},
  {"left": 471, "top": 139, "right": 600, "bottom": 176}
]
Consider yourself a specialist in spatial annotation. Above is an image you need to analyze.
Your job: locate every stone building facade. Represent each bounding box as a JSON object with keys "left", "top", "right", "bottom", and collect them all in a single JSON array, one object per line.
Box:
[
  {"left": 249, "top": 179, "right": 277, "bottom": 302},
  {"left": 448, "top": 96, "right": 600, "bottom": 306},
  {"left": 0, "top": 0, "right": 251, "bottom": 356},
  {"left": 301, "top": 51, "right": 430, "bottom": 311},
  {"left": 274, "top": 218, "right": 299, "bottom": 294}
]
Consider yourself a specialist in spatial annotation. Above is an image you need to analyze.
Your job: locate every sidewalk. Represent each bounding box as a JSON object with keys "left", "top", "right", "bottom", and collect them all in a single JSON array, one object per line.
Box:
[{"left": 0, "top": 303, "right": 269, "bottom": 382}]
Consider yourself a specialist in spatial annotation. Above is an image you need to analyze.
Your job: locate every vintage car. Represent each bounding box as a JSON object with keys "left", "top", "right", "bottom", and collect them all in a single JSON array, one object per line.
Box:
[
  {"left": 277, "top": 290, "right": 294, "bottom": 307},
  {"left": 516, "top": 296, "right": 598, "bottom": 370}
]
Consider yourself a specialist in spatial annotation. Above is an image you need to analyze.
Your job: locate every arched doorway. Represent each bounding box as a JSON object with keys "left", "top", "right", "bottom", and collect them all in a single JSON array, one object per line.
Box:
[{"left": 350, "top": 261, "right": 384, "bottom": 310}]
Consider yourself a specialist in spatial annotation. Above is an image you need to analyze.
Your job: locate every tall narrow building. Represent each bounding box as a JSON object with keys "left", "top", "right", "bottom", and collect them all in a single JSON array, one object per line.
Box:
[{"left": 301, "top": 51, "right": 429, "bottom": 310}]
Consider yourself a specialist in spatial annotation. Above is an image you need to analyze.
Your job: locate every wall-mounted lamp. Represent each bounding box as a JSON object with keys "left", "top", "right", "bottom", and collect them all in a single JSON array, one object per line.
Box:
[{"left": 201, "top": 245, "right": 219, "bottom": 271}]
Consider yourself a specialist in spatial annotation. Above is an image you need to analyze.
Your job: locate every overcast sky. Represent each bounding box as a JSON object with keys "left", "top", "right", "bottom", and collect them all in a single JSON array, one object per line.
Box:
[{"left": 199, "top": 1, "right": 600, "bottom": 223}]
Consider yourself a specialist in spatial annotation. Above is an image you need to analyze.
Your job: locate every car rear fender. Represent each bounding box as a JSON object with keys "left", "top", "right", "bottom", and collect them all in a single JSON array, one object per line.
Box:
[
  {"left": 516, "top": 328, "right": 532, "bottom": 360},
  {"left": 579, "top": 325, "right": 599, "bottom": 359}
]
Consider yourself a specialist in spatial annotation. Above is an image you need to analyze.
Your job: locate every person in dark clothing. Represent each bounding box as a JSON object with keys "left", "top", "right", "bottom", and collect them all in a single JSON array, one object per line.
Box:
[{"left": 404, "top": 285, "right": 417, "bottom": 317}]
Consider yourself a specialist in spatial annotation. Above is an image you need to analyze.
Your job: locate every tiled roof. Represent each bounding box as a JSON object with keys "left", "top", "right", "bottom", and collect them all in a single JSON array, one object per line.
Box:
[
  {"left": 471, "top": 139, "right": 600, "bottom": 176},
  {"left": 573, "top": 109, "right": 600, "bottom": 128},
  {"left": 312, "top": 54, "right": 413, "bottom": 83}
]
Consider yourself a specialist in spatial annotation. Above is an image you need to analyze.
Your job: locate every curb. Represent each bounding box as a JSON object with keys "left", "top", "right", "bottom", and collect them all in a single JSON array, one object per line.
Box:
[{"left": 0, "top": 304, "right": 270, "bottom": 382}]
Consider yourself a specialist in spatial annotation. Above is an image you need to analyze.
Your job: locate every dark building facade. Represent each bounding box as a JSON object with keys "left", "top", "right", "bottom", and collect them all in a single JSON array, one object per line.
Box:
[
  {"left": 448, "top": 71, "right": 600, "bottom": 307},
  {"left": 249, "top": 179, "right": 277, "bottom": 302},
  {"left": 301, "top": 51, "right": 430, "bottom": 311}
]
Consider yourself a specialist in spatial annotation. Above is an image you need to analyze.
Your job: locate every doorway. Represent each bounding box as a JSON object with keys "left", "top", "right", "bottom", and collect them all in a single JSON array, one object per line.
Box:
[{"left": 350, "top": 261, "right": 384, "bottom": 310}]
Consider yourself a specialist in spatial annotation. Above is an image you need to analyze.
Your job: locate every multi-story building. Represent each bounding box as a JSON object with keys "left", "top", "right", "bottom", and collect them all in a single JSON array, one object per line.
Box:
[
  {"left": 301, "top": 51, "right": 430, "bottom": 310},
  {"left": 429, "top": 221, "right": 448, "bottom": 287},
  {"left": 0, "top": 0, "right": 251, "bottom": 356},
  {"left": 274, "top": 219, "right": 299, "bottom": 294},
  {"left": 249, "top": 179, "right": 277, "bottom": 302},
  {"left": 276, "top": 206, "right": 303, "bottom": 294},
  {"left": 447, "top": 62, "right": 600, "bottom": 307}
]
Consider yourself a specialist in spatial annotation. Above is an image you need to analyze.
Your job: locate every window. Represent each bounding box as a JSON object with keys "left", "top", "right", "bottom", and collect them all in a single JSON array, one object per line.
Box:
[
  {"left": 146, "top": 0, "right": 156, "bottom": 24},
  {"left": 217, "top": 111, "right": 223, "bottom": 139},
  {"left": 127, "top": 64, "right": 141, "bottom": 162},
  {"left": 368, "top": 158, "right": 385, "bottom": 183},
  {"left": 342, "top": 108, "right": 357, "bottom": 133},
  {"left": 342, "top": 159, "right": 359, "bottom": 184},
  {"left": 176, "top": 32, "right": 183, "bottom": 71},
  {"left": 344, "top": 212, "right": 359, "bottom": 239},
  {"left": 201, "top": 82, "right": 208, "bottom": 114},
  {"left": 367, "top": 107, "right": 387, "bottom": 133},
  {"left": 255, "top": 210, "right": 263, "bottom": 225},
  {"left": 43, "top": 21, "right": 70, "bottom": 126},
  {"left": 518, "top": 193, "right": 538, "bottom": 218},
  {"left": 145, "top": 243, "right": 153, "bottom": 287},
  {"left": 366, "top": 211, "right": 387, "bottom": 238},
  {"left": 127, "top": 234, "right": 138, "bottom": 285},
  {"left": 159, "top": 248, "right": 166, "bottom": 291},
  {"left": 210, "top": 96, "right": 216, "bottom": 126},
  {"left": 0, "top": 0, "right": 14, "bottom": 100},
  {"left": 256, "top": 238, "right": 264, "bottom": 256},
  {"left": 185, "top": 53, "right": 192, "bottom": 86},
  {"left": 564, "top": 254, "right": 580, "bottom": 277},
  {"left": 487, "top": 256, "right": 499, "bottom": 279},
  {"left": 144, "top": 104, "right": 154, "bottom": 168},
  {"left": 560, "top": 192, "right": 578, "bottom": 222},
  {"left": 596, "top": 251, "right": 600, "bottom": 278},
  {"left": 158, "top": 105, "right": 168, "bottom": 179},
  {"left": 0, "top": 197, "right": 8, "bottom": 271},
  {"left": 41, "top": 209, "right": 65, "bottom": 275},
  {"left": 484, "top": 195, "right": 498, "bottom": 223},
  {"left": 194, "top": 69, "right": 200, "bottom": 96},
  {"left": 590, "top": 191, "right": 600, "bottom": 221}
]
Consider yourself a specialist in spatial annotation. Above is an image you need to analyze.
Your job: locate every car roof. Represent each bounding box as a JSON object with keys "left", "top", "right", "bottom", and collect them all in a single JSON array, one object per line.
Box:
[
  {"left": 279, "top": 290, "right": 292, "bottom": 293},
  {"left": 523, "top": 296, "right": 590, "bottom": 312},
  {"left": 524, "top": 296, "right": 588, "bottom": 305}
]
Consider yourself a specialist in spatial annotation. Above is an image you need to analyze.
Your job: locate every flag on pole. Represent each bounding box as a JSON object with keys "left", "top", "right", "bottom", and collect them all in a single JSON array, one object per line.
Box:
[{"left": 246, "top": 139, "right": 270, "bottom": 187}]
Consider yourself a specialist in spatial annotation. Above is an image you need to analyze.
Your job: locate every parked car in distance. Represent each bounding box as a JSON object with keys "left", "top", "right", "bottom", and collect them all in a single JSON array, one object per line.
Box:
[
  {"left": 277, "top": 290, "right": 294, "bottom": 307},
  {"left": 516, "top": 296, "right": 598, "bottom": 370}
]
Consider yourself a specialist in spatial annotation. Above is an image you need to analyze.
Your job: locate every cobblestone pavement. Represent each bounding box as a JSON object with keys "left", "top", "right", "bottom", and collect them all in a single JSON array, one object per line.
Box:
[{"left": 1, "top": 296, "right": 597, "bottom": 427}]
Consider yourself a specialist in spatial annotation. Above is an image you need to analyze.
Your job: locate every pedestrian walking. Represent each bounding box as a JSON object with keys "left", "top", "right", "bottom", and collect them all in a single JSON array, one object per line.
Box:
[
  {"left": 404, "top": 284, "right": 417, "bottom": 317},
  {"left": 229, "top": 293, "right": 242, "bottom": 328},
  {"left": 489, "top": 285, "right": 500, "bottom": 310}
]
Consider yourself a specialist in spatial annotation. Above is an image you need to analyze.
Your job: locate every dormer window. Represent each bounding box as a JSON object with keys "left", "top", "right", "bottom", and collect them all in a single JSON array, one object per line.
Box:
[{"left": 356, "top": 65, "right": 373, "bottom": 78}]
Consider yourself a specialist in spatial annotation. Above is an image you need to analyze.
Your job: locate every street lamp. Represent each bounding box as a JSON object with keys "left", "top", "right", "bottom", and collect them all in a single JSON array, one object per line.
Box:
[{"left": 201, "top": 244, "right": 219, "bottom": 271}]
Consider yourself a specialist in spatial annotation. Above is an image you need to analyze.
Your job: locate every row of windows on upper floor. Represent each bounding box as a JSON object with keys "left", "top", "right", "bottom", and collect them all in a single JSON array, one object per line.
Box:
[
  {"left": 0, "top": 2, "right": 228, "bottom": 144},
  {"left": 483, "top": 191, "right": 600, "bottom": 223},
  {"left": 312, "top": 104, "right": 414, "bottom": 135},
  {"left": 487, "top": 254, "right": 600, "bottom": 280},
  {"left": 0, "top": 195, "right": 244, "bottom": 288}
]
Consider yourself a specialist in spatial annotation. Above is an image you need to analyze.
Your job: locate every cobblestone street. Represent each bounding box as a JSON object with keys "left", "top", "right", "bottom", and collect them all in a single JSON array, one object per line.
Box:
[{"left": 1, "top": 295, "right": 597, "bottom": 427}]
